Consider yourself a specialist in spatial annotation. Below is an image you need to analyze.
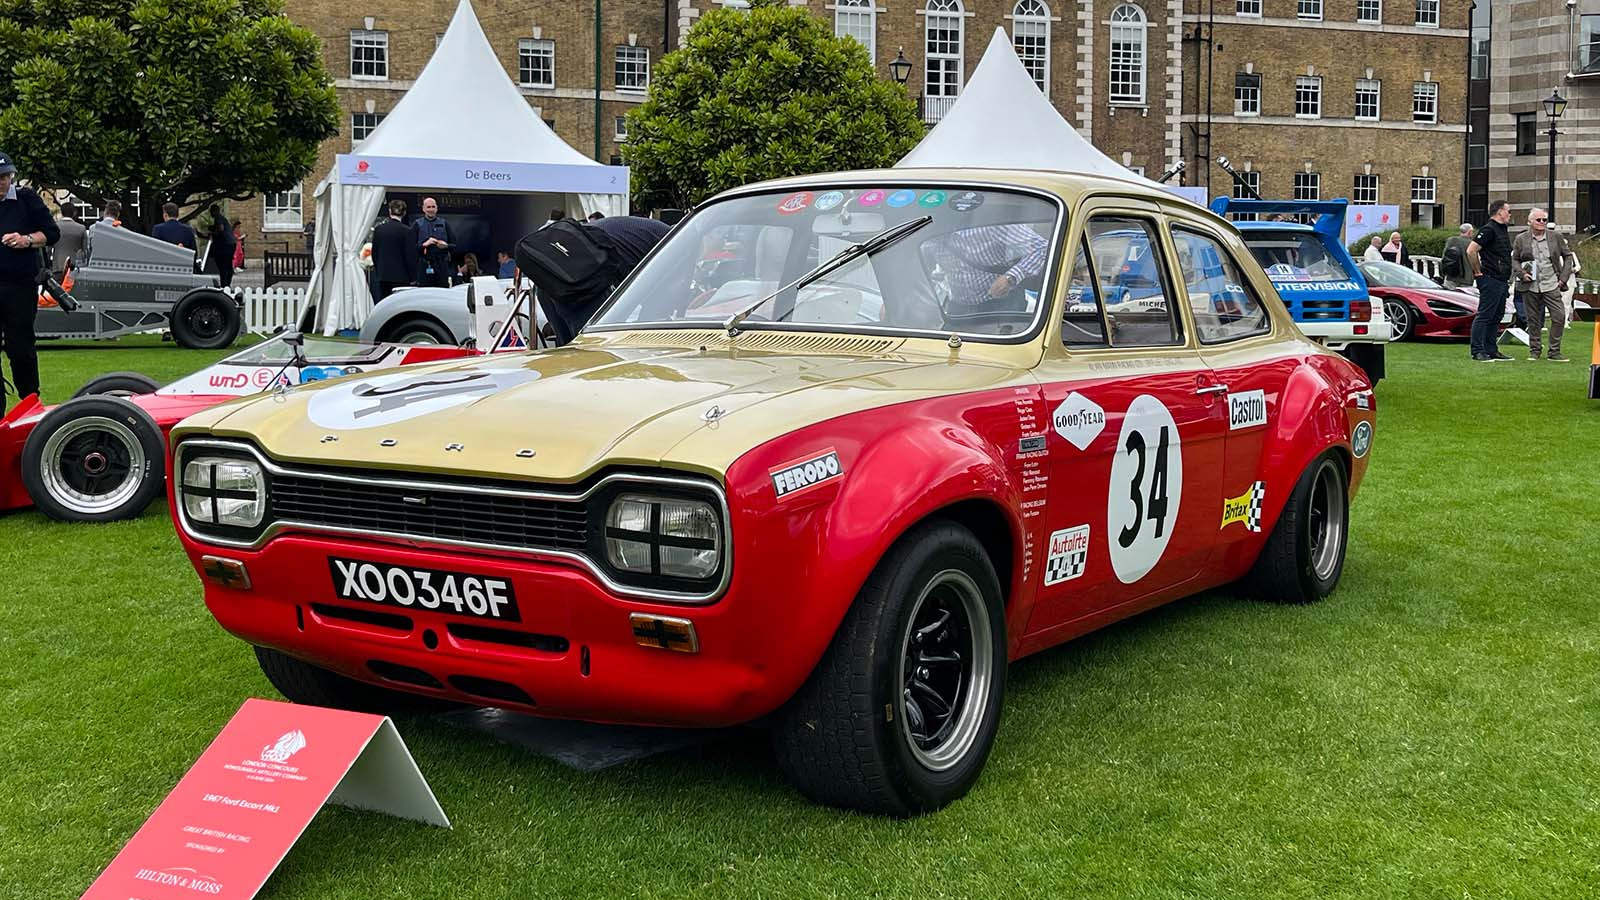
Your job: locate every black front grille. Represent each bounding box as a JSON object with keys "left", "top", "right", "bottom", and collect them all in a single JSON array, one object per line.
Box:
[{"left": 271, "top": 473, "right": 590, "bottom": 552}]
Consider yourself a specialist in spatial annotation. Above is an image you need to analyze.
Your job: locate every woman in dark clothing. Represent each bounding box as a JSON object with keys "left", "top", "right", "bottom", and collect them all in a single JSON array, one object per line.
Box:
[{"left": 207, "top": 204, "right": 236, "bottom": 288}]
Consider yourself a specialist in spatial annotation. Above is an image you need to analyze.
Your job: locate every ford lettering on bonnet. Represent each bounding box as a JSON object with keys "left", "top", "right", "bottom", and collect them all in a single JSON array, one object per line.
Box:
[{"left": 771, "top": 450, "right": 843, "bottom": 498}]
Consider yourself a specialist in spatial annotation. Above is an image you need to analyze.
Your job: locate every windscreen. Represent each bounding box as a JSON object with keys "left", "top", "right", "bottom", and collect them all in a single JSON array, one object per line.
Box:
[
  {"left": 220, "top": 334, "right": 394, "bottom": 366},
  {"left": 1358, "top": 259, "right": 1438, "bottom": 289},
  {"left": 591, "top": 186, "right": 1062, "bottom": 339},
  {"left": 1242, "top": 231, "right": 1356, "bottom": 282}
]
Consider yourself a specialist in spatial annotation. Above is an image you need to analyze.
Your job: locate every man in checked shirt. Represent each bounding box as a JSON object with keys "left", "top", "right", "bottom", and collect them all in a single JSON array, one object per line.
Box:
[{"left": 929, "top": 223, "right": 1050, "bottom": 311}]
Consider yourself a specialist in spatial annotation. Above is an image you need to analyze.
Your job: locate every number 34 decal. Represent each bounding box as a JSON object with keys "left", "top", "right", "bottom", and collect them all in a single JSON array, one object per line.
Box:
[{"left": 1108, "top": 395, "right": 1184, "bottom": 584}]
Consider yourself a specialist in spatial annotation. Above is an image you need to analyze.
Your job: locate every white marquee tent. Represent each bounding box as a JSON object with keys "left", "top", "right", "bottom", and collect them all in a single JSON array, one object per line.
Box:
[
  {"left": 301, "top": 0, "right": 630, "bottom": 334},
  {"left": 897, "top": 28, "right": 1206, "bottom": 208}
]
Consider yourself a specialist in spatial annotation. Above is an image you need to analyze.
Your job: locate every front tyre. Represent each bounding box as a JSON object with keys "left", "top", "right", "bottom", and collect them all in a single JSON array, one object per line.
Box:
[
  {"left": 1246, "top": 453, "right": 1349, "bottom": 604},
  {"left": 21, "top": 397, "right": 166, "bottom": 522},
  {"left": 772, "top": 520, "right": 1006, "bottom": 816},
  {"left": 170, "top": 289, "right": 242, "bottom": 350}
]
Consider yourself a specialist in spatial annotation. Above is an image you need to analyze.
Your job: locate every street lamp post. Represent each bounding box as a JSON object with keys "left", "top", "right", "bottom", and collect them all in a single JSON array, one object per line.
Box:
[{"left": 1544, "top": 89, "right": 1567, "bottom": 223}]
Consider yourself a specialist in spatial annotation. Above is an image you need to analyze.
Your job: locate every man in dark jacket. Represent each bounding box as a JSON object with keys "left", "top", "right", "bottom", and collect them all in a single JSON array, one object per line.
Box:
[
  {"left": 0, "top": 151, "right": 62, "bottom": 406},
  {"left": 370, "top": 199, "right": 416, "bottom": 301},
  {"left": 412, "top": 196, "right": 454, "bottom": 287},
  {"left": 151, "top": 202, "right": 197, "bottom": 252},
  {"left": 1467, "top": 199, "right": 1515, "bottom": 363}
]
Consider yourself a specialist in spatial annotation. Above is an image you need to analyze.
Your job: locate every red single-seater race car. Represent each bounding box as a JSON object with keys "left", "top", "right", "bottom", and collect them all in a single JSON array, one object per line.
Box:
[{"left": 1357, "top": 259, "right": 1511, "bottom": 342}]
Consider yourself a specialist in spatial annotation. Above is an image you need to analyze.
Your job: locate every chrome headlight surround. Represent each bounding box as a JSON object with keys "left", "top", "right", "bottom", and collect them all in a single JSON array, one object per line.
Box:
[
  {"left": 591, "top": 484, "right": 727, "bottom": 594},
  {"left": 175, "top": 443, "right": 271, "bottom": 541}
]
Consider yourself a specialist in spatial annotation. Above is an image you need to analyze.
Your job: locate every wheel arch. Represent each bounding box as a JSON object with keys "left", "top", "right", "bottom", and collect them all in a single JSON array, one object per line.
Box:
[{"left": 1259, "top": 357, "right": 1358, "bottom": 534}]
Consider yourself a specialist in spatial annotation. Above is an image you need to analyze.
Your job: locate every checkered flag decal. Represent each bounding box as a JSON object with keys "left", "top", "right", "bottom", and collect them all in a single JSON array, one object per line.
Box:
[
  {"left": 1045, "top": 545, "right": 1086, "bottom": 584},
  {"left": 1245, "top": 480, "right": 1264, "bottom": 533}
]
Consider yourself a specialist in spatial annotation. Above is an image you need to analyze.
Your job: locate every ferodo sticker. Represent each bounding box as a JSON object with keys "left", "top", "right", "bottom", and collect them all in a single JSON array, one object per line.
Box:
[
  {"left": 1043, "top": 525, "right": 1090, "bottom": 586},
  {"left": 1228, "top": 389, "right": 1267, "bottom": 430},
  {"left": 1052, "top": 392, "right": 1106, "bottom": 450},
  {"left": 1351, "top": 421, "right": 1373, "bottom": 458},
  {"left": 1221, "top": 481, "right": 1265, "bottom": 533},
  {"left": 1107, "top": 395, "right": 1183, "bottom": 584},
  {"left": 771, "top": 449, "right": 843, "bottom": 499}
]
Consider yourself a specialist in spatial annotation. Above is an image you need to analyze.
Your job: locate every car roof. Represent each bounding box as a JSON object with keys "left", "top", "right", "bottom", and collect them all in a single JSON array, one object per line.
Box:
[
  {"left": 1233, "top": 222, "right": 1317, "bottom": 234},
  {"left": 718, "top": 167, "right": 1207, "bottom": 211}
]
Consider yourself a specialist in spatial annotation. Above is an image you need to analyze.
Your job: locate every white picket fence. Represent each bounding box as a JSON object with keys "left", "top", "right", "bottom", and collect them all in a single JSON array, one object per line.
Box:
[{"left": 240, "top": 286, "right": 305, "bottom": 334}]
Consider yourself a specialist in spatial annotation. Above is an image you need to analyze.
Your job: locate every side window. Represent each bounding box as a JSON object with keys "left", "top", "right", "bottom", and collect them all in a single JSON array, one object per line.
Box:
[
  {"left": 1061, "top": 243, "right": 1108, "bottom": 347},
  {"left": 1085, "top": 216, "right": 1183, "bottom": 347},
  {"left": 1171, "top": 228, "right": 1271, "bottom": 343}
]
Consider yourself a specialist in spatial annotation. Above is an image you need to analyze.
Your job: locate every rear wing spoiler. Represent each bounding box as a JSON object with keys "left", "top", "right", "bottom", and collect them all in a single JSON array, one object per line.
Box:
[{"left": 1208, "top": 198, "right": 1349, "bottom": 239}]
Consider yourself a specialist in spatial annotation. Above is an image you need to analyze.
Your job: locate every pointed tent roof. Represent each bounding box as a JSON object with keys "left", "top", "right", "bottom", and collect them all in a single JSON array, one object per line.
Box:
[
  {"left": 352, "top": 0, "right": 597, "bottom": 167},
  {"left": 898, "top": 28, "right": 1188, "bottom": 199}
]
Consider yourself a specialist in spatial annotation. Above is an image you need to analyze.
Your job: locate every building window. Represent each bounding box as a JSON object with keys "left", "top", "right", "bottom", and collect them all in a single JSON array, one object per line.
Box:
[
  {"left": 1109, "top": 4, "right": 1146, "bottom": 106},
  {"left": 263, "top": 185, "right": 303, "bottom": 232},
  {"left": 1411, "top": 176, "right": 1436, "bottom": 204},
  {"left": 350, "top": 112, "right": 384, "bottom": 145},
  {"left": 1012, "top": 0, "right": 1051, "bottom": 95},
  {"left": 1414, "top": 0, "right": 1438, "bottom": 27},
  {"left": 615, "top": 116, "right": 629, "bottom": 142},
  {"left": 1234, "top": 72, "right": 1260, "bottom": 116},
  {"left": 1515, "top": 112, "right": 1537, "bottom": 155},
  {"left": 519, "top": 39, "right": 554, "bottom": 89},
  {"left": 1467, "top": 144, "right": 1487, "bottom": 169},
  {"left": 924, "top": 0, "right": 965, "bottom": 122},
  {"left": 1293, "top": 172, "right": 1320, "bottom": 201},
  {"left": 1580, "top": 15, "right": 1600, "bottom": 75},
  {"left": 1294, "top": 75, "right": 1321, "bottom": 118},
  {"left": 1232, "top": 170, "right": 1261, "bottom": 217},
  {"left": 1357, "top": 0, "right": 1381, "bottom": 23},
  {"left": 1353, "top": 174, "right": 1379, "bottom": 205},
  {"left": 835, "top": 0, "right": 876, "bottom": 62},
  {"left": 615, "top": 46, "right": 649, "bottom": 93},
  {"left": 1354, "top": 78, "right": 1380, "bottom": 121},
  {"left": 349, "top": 29, "right": 388, "bottom": 80},
  {"left": 1298, "top": 0, "right": 1321, "bottom": 21},
  {"left": 1412, "top": 81, "right": 1438, "bottom": 123},
  {"left": 1235, "top": 0, "right": 1261, "bottom": 15}
]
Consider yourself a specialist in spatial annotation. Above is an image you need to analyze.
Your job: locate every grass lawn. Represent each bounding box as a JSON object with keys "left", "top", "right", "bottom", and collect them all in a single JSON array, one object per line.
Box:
[{"left": 3, "top": 331, "right": 1598, "bottom": 899}]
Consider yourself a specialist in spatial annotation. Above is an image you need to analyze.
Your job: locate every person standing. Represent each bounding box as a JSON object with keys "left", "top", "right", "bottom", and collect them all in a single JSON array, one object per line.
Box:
[
  {"left": 370, "top": 199, "right": 415, "bottom": 301},
  {"left": 205, "top": 204, "right": 236, "bottom": 288},
  {"left": 1439, "top": 223, "right": 1474, "bottom": 289},
  {"left": 1511, "top": 208, "right": 1575, "bottom": 362},
  {"left": 1362, "top": 235, "right": 1384, "bottom": 263},
  {"left": 0, "top": 151, "right": 62, "bottom": 407},
  {"left": 1466, "top": 200, "right": 1515, "bottom": 363},
  {"left": 232, "top": 221, "right": 246, "bottom": 271},
  {"left": 495, "top": 250, "right": 515, "bottom": 278},
  {"left": 98, "top": 200, "right": 121, "bottom": 228},
  {"left": 412, "top": 197, "right": 454, "bottom": 287},
  {"left": 151, "top": 202, "right": 197, "bottom": 252},
  {"left": 1380, "top": 231, "right": 1410, "bottom": 269}
]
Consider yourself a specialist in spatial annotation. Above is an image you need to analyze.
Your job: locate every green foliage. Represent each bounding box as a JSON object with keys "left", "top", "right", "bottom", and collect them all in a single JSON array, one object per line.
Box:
[
  {"left": 0, "top": 0, "right": 337, "bottom": 229},
  {"left": 1348, "top": 226, "right": 1457, "bottom": 259},
  {"left": 622, "top": 4, "right": 924, "bottom": 211}
]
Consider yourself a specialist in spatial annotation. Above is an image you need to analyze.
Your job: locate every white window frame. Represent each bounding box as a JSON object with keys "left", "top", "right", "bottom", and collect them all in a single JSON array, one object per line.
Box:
[
  {"left": 1234, "top": 72, "right": 1260, "bottom": 116},
  {"left": 1354, "top": 78, "right": 1381, "bottom": 121},
  {"left": 1298, "top": 0, "right": 1322, "bottom": 21},
  {"left": 1235, "top": 0, "right": 1261, "bottom": 16},
  {"left": 615, "top": 46, "right": 650, "bottom": 94},
  {"left": 1294, "top": 75, "right": 1322, "bottom": 119},
  {"left": 263, "top": 184, "right": 303, "bottom": 232},
  {"left": 1353, "top": 174, "right": 1379, "bottom": 205},
  {"left": 1012, "top": 0, "right": 1051, "bottom": 96},
  {"left": 924, "top": 0, "right": 965, "bottom": 103},
  {"left": 1412, "top": 81, "right": 1438, "bottom": 123},
  {"left": 1415, "top": 0, "right": 1438, "bottom": 28},
  {"left": 834, "top": 0, "right": 876, "bottom": 62},
  {"left": 350, "top": 111, "right": 384, "bottom": 146},
  {"left": 1109, "top": 4, "right": 1147, "bottom": 107},
  {"left": 349, "top": 29, "right": 389, "bottom": 81},
  {"left": 1411, "top": 176, "right": 1437, "bottom": 204},
  {"left": 1293, "top": 172, "right": 1321, "bottom": 201},
  {"left": 614, "top": 115, "right": 629, "bottom": 142},
  {"left": 1356, "top": 0, "right": 1382, "bottom": 24},
  {"left": 60, "top": 192, "right": 98, "bottom": 222},
  {"left": 519, "top": 38, "right": 555, "bottom": 89}
]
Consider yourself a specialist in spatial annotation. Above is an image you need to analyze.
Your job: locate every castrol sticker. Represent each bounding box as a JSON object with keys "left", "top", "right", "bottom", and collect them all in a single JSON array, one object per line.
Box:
[
  {"left": 1227, "top": 389, "right": 1267, "bottom": 431},
  {"left": 770, "top": 449, "right": 843, "bottom": 499}
]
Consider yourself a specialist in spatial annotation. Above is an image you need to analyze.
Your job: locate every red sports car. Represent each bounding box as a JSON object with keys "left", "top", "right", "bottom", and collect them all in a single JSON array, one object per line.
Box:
[{"left": 1358, "top": 259, "right": 1509, "bottom": 342}]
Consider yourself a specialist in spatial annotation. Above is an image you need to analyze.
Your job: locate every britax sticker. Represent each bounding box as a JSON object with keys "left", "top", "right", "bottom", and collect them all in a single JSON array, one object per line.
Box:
[
  {"left": 1043, "top": 525, "right": 1090, "bottom": 585},
  {"left": 1221, "top": 481, "right": 1265, "bottom": 533},
  {"left": 1052, "top": 392, "right": 1106, "bottom": 450},
  {"left": 1228, "top": 389, "right": 1267, "bottom": 431},
  {"left": 771, "top": 449, "right": 843, "bottom": 499}
]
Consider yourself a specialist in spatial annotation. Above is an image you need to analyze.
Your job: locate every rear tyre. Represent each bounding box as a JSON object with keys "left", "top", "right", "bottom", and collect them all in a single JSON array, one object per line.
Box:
[
  {"left": 171, "top": 289, "right": 242, "bottom": 350},
  {"left": 1383, "top": 298, "right": 1414, "bottom": 342},
  {"left": 1246, "top": 453, "right": 1349, "bottom": 604},
  {"left": 382, "top": 316, "right": 454, "bottom": 345},
  {"left": 71, "top": 371, "right": 162, "bottom": 399},
  {"left": 22, "top": 397, "right": 166, "bottom": 522},
  {"left": 772, "top": 520, "right": 1006, "bottom": 816},
  {"left": 254, "top": 647, "right": 456, "bottom": 715}
]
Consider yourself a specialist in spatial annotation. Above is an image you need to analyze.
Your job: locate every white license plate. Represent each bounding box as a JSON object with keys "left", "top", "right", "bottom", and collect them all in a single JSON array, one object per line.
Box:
[{"left": 328, "top": 558, "right": 520, "bottom": 622}]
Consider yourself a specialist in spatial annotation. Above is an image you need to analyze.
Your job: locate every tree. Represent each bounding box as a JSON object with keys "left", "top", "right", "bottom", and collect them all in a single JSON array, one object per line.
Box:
[
  {"left": 622, "top": 1, "right": 924, "bottom": 212},
  {"left": 0, "top": 0, "right": 338, "bottom": 231}
]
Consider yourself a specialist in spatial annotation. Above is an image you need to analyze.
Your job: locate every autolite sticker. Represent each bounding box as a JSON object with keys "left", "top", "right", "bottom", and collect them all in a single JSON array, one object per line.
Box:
[
  {"left": 1043, "top": 525, "right": 1091, "bottom": 585},
  {"left": 771, "top": 449, "right": 843, "bottom": 498},
  {"left": 1221, "top": 481, "right": 1265, "bottom": 533}
]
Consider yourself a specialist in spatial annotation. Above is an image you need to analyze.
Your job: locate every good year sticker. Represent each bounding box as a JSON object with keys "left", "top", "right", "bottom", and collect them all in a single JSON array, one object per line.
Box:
[{"left": 1107, "top": 395, "right": 1183, "bottom": 584}]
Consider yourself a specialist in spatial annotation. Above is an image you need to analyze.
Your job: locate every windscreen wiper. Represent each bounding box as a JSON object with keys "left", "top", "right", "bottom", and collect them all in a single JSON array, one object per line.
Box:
[{"left": 722, "top": 215, "right": 933, "bottom": 336}]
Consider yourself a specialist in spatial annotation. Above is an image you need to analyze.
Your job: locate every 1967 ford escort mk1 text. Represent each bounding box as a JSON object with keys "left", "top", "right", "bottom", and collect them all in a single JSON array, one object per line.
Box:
[{"left": 170, "top": 168, "right": 1375, "bottom": 815}]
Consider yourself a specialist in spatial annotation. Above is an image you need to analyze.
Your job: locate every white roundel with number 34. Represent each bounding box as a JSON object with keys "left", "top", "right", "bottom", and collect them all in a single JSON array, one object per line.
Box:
[{"left": 1107, "top": 395, "right": 1183, "bottom": 584}]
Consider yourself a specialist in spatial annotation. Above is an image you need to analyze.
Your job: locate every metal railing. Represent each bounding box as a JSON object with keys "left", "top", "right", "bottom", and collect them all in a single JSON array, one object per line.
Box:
[{"left": 920, "top": 94, "right": 957, "bottom": 125}]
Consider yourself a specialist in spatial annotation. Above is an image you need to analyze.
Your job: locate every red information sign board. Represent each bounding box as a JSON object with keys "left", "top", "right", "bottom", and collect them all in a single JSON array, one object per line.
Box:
[{"left": 82, "top": 698, "right": 448, "bottom": 900}]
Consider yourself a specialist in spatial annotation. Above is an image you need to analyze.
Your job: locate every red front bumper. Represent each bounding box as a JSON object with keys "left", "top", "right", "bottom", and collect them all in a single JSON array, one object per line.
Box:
[{"left": 186, "top": 533, "right": 806, "bottom": 728}]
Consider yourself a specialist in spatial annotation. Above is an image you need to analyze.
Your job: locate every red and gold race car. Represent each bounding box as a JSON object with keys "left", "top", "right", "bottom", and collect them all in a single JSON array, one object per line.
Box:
[{"left": 170, "top": 169, "right": 1375, "bottom": 815}]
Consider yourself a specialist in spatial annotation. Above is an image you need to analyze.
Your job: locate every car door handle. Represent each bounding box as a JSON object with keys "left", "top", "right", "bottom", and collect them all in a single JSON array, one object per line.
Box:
[{"left": 1195, "top": 384, "right": 1229, "bottom": 396}]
